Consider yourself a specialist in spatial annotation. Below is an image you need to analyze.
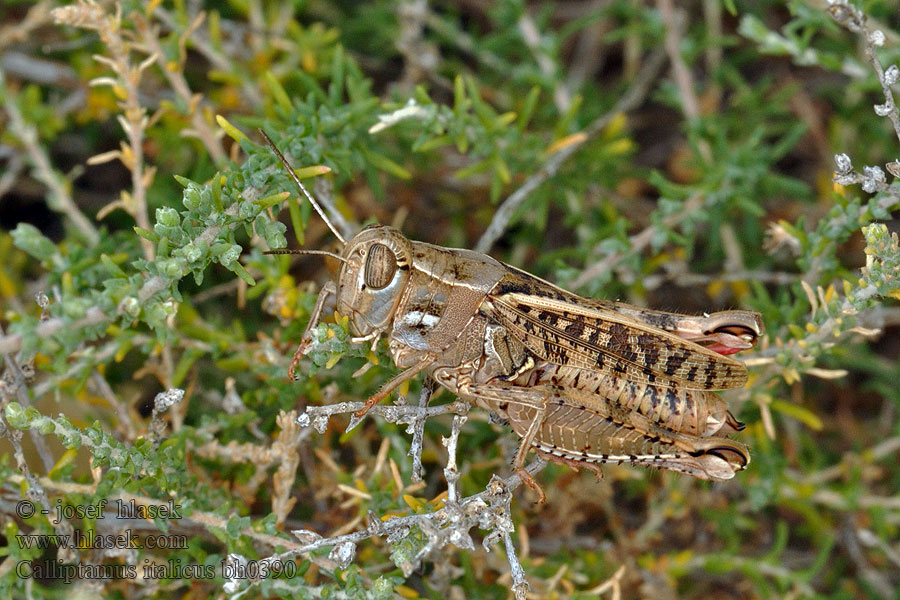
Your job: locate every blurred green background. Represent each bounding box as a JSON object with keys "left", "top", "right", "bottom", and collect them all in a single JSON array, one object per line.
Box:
[{"left": 1, "top": 0, "right": 900, "bottom": 598}]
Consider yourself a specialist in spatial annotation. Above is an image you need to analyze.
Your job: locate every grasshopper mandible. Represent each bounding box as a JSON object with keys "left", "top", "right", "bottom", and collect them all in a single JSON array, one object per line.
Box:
[{"left": 260, "top": 130, "right": 763, "bottom": 501}]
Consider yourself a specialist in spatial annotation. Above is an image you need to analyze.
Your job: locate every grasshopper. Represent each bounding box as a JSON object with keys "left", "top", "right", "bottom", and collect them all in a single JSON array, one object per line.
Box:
[{"left": 260, "top": 130, "right": 762, "bottom": 501}]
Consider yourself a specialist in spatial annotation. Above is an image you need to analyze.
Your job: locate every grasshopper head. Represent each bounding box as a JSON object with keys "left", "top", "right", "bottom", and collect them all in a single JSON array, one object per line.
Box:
[{"left": 336, "top": 225, "right": 412, "bottom": 337}]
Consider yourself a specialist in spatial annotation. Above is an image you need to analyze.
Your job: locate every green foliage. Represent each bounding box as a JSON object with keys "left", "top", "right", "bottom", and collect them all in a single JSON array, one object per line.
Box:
[{"left": 3, "top": 0, "right": 900, "bottom": 598}]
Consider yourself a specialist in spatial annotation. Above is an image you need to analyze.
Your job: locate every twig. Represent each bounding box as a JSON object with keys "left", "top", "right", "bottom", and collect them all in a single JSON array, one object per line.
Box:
[
  {"left": 687, "top": 554, "right": 816, "bottom": 597},
  {"left": 312, "top": 174, "right": 355, "bottom": 243},
  {"left": 148, "top": 389, "right": 184, "bottom": 446},
  {"left": 642, "top": 268, "right": 798, "bottom": 291},
  {"left": 135, "top": 13, "right": 227, "bottom": 167},
  {"left": 153, "top": 7, "right": 263, "bottom": 108},
  {"left": 408, "top": 378, "right": 435, "bottom": 482},
  {"left": 475, "top": 45, "right": 668, "bottom": 253},
  {"left": 518, "top": 12, "right": 570, "bottom": 112},
  {"left": 442, "top": 413, "right": 467, "bottom": 503},
  {"left": 568, "top": 4, "right": 713, "bottom": 290},
  {"left": 0, "top": 306, "right": 106, "bottom": 356},
  {"left": 1, "top": 51, "right": 80, "bottom": 87},
  {"left": 504, "top": 530, "right": 529, "bottom": 600},
  {"left": 395, "top": 0, "right": 436, "bottom": 90},
  {"left": 585, "top": 564, "right": 626, "bottom": 599},
  {"left": 0, "top": 68, "right": 99, "bottom": 246},
  {"left": 570, "top": 193, "right": 703, "bottom": 289},
  {"left": 297, "top": 398, "right": 470, "bottom": 434},
  {"left": 657, "top": 0, "right": 698, "bottom": 120},
  {"left": 0, "top": 1, "right": 52, "bottom": 50},
  {"left": 226, "top": 459, "right": 546, "bottom": 596},
  {"left": 89, "top": 371, "right": 137, "bottom": 441},
  {"left": 1, "top": 326, "right": 54, "bottom": 472},
  {"left": 0, "top": 152, "right": 24, "bottom": 199},
  {"left": 0, "top": 381, "right": 77, "bottom": 562},
  {"left": 841, "top": 523, "right": 895, "bottom": 600},
  {"left": 828, "top": 1, "right": 900, "bottom": 145},
  {"left": 799, "top": 436, "right": 900, "bottom": 486},
  {"left": 657, "top": 0, "right": 712, "bottom": 163},
  {"left": 52, "top": 2, "right": 155, "bottom": 260},
  {"left": 424, "top": 11, "right": 508, "bottom": 75},
  {"left": 857, "top": 528, "right": 900, "bottom": 570},
  {"left": 702, "top": 0, "right": 723, "bottom": 76}
]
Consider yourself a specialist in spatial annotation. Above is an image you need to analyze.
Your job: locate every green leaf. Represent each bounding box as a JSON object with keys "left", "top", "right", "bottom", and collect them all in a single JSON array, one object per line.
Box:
[
  {"left": 518, "top": 86, "right": 540, "bottom": 132},
  {"left": 287, "top": 193, "right": 305, "bottom": 246},
  {"left": 363, "top": 148, "right": 411, "bottom": 179},
  {"left": 11, "top": 223, "right": 57, "bottom": 261},
  {"left": 229, "top": 261, "right": 256, "bottom": 286},
  {"left": 216, "top": 114, "right": 249, "bottom": 144},
  {"left": 253, "top": 191, "right": 291, "bottom": 210},
  {"left": 265, "top": 71, "right": 293, "bottom": 113},
  {"left": 770, "top": 399, "right": 824, "bottom": 431}
]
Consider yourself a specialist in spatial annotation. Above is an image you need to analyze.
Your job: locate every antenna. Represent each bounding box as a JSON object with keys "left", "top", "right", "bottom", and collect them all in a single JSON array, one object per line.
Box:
[
  {"left": 263, "top": 248, "right": 347, "bottom": 264},
  {"left": 258, "top": 129, "right": 348, "bottom": 246}
]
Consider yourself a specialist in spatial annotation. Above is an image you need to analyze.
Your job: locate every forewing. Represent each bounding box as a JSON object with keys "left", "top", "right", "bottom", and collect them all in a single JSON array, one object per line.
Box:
[{"left": 486, "top": 288, "right": 748, "bottom": 390}]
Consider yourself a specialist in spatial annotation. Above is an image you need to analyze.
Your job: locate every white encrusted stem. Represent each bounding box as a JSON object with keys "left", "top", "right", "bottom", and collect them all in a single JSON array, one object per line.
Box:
[
  {"left": 504, "top": 530, "right": 529, "bottom": 600},
  {"left": 408, "top": 379, "right": 435, "bottom": 482},
  {"left": 296, "top": 398, "right": 469, "bottom": 433},
  {"left": 442, "top": 413, "right": 467, "bottom": 503}
]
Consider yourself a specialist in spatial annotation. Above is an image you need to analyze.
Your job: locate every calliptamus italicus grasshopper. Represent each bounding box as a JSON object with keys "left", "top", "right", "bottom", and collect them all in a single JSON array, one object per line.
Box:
[{"left": 259, "top": 130, "right": 763, "bottom": 502}]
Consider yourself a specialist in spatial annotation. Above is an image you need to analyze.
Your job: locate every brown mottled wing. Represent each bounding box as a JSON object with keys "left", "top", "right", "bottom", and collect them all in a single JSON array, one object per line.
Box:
[{"left": 485, "top": 287, "right": 748, "bottom": 391}]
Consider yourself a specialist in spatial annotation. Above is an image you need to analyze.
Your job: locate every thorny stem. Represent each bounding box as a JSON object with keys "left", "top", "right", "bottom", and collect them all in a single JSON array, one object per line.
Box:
[{"left": 475, "top": 45, "right": 668, "bottom": 254}]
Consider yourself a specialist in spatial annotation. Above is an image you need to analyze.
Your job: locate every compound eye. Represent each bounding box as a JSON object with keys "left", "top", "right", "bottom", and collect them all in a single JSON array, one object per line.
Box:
[{"left": 364, "top": 243, "right": 396, "bottom": 290}]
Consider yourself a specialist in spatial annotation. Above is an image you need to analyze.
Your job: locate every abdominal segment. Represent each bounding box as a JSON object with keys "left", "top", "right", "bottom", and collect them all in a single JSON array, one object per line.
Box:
[
  {"left": 495, "top": 383, "right": 749, "bottom": 482},
  {"left": 525, "top": 364, "right": 744, "bottom": 438}
]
